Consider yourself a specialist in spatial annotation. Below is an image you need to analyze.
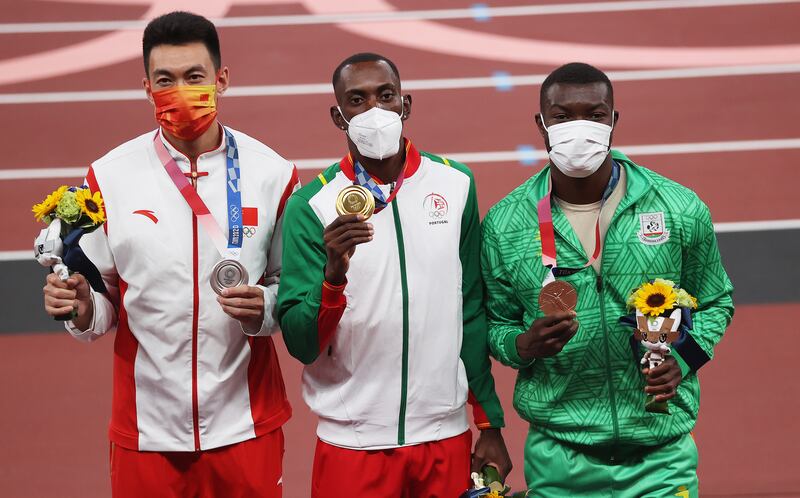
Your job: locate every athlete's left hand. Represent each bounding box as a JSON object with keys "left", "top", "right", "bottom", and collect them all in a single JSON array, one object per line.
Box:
[
  {"left": 643, "top": 356, "right": 683, "bottom": 402},
  {"left": 217, "top": 285, "right": 265, "bottom": 330},
  {"left": 472, "top": 428, "right": 512, "bottom": 481}
]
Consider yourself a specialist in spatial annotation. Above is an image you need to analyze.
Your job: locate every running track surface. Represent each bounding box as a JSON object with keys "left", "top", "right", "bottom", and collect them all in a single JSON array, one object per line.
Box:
[{"left": 1, "top": 1, "right": 799, "bottom": 497}]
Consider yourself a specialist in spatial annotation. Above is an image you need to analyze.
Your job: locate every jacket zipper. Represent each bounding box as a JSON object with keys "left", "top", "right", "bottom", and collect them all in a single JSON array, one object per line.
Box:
[
  {"left": 596, "top": 274, "right": 619, "bottom": 444},
  {"left": 391, "top": 200, "right": 410, "bottom": 446},
  {"left": 190, "top": 161, "right": 201, "bottom": 451},
  {"left": 594, "top": 161, "right": 647, "bottom": 447}
]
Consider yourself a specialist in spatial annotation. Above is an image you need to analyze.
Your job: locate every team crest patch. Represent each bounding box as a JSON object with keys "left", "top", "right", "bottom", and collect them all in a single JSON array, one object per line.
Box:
[
  {"left": 423, "top": 193, "right": 449, "bottom": 225},
  {"left": 637, "top": 212, "right": 670, "bottom": 245}
]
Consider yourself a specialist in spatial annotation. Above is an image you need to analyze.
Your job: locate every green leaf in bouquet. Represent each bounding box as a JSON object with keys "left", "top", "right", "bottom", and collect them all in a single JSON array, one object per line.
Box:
[{"left": 56, "top": 190, "right": 81, "bottom": 224}]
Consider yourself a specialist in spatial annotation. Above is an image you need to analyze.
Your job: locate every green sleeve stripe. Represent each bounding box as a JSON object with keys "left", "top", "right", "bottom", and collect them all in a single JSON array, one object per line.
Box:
[{"left": 276, "top": 194, "right": 328, "bottom": 364}]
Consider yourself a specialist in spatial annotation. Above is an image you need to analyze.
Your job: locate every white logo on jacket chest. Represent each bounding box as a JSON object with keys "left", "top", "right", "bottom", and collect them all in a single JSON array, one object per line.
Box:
[
  {"left": 423, "top": 193, "right": 449, "bottom": 225},
  {"left": 637, "top": 211, "right": 670, "bottom": 245}
]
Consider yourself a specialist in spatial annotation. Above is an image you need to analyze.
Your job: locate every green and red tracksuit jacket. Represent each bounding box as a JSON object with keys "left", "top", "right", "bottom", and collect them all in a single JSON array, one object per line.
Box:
[
  {"left": 277, "top": 140, "right": 505, "bottom": 449},
  {"left": 482, "top": 150, "right": 734, "bottom": 448}
]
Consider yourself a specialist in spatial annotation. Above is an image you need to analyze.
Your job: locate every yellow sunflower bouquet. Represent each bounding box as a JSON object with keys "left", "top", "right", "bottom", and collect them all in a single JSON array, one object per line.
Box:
[
  {"left": 33, "top": 185, "right": 107, "bottom": 320},
  {"left": 623, "top": 279, "right": 698, "bottom": 414}
]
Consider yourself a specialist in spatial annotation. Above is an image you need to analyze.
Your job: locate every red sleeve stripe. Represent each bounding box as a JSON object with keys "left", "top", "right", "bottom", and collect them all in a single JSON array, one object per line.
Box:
[
  {"left": 317, "top": 282, "right": 347, "bottom": 353},
  {"left": 468, "top": 390, "right": 491, "bottom": 429},
  {"left": 276, "top": 165, "right": 299, "bottom": 221}
]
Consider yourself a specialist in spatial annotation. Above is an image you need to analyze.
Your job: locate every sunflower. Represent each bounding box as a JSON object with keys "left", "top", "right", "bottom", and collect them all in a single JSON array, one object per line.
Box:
[
  {"left": 32, "top": 185, "right": 68, "bottom": 222},
  {"left": 633, "top": 281, "right": 677, "bottom": 317},
  {"left": 75, "top": 188, "right": 106, "bottom": 225}
]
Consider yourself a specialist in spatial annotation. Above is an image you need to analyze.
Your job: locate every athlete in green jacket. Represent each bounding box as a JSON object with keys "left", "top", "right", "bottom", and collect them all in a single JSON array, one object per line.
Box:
[{"left": 482, "top": 63, "right": 734, "bottom": 497}]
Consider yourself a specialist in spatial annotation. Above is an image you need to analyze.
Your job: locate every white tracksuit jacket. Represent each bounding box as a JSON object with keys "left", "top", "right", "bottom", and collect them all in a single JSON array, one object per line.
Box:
[{"left": 67, "top": 126, "right": 296, "bottom": 451}]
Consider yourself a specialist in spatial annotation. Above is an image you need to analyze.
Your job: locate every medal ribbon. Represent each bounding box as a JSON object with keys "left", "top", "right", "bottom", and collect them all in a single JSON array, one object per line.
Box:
[
  {"left": 351, "top": 141, "right": 411, "bottom": 213},
  {"left": 154, "top": 127, "right": 243, "bottom": 259},
  {"left": 537, "top": 161, "right": 620, "bottom": 278}
]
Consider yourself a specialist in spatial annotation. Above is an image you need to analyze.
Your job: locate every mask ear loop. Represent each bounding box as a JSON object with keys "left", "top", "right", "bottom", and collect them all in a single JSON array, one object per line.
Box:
[
  {"left": 337, "top": 106, "right": 350, "bottom": 130},
  {"left": 539, "top": 113, "right": 550, "bottom": 133}
]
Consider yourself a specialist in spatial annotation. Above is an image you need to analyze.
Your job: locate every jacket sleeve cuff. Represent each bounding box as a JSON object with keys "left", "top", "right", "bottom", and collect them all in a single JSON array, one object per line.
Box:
[
  {"left": 241, "top": 284, "right": 279, "bottom": 337},
  {"left": 505, "top": 329, "right": 536, "bottom": 369},
  {"left": 672, "top": 349, "right": 692, "bottom": 379},
  {"left": 321, "top": 280, "right": 347, "bottom": 307}
]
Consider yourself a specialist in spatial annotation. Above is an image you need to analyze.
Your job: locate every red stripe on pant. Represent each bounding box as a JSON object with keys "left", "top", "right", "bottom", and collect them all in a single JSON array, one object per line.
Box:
[
  {"left": 312, "top": 431, "right": 472, "bottom": 497},
  {"left": 110, "top": 429, "right": 284, "bottom": 498}
]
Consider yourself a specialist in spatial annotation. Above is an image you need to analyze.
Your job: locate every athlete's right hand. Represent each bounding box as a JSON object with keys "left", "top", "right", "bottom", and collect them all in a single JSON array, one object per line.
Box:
[
  {"left": 323, "top": 214, "right": 374, "bottom": 286},
  {"left": 43, "top": 272, "right": 93, "bottom": 329},
  {"left": 516, "top": 311, "right": 579, "bottom": 360}
]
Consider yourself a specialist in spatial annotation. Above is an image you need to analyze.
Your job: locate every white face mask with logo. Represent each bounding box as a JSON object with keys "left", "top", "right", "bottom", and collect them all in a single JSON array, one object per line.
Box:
[
  {"left": 339, "top": 105, "right": 404, "bottom": 160},
  {"left": 541, "top": 115, "right": 614, "bottom": 178}
]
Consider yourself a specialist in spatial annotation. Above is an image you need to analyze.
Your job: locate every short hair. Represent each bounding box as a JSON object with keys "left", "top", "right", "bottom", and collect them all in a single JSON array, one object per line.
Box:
[
  {"left": 540, "top": 62, "right": 614, "bottom": 109},
  {"left": 142, "top": 11, "right": 221, "bottom": 75},
  {"left": 332, "top": 52, "right": 401, "bottom": 88}
]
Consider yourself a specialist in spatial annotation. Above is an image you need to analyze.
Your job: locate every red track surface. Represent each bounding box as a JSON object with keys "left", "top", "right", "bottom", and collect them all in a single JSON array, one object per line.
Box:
[
  {"left": 1, "top": 304, "right": 798, "bottom": 496},
  {"left": 2, "top": 1, "right": 799, "bottom": 496}
]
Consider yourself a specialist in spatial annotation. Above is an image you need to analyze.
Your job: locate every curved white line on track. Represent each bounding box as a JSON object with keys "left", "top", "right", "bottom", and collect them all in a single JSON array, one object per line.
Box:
[
  {"left": 1, "top": 0, "right": 798, "bottom": 33},
  {"left": 0, "top": 0, "right": 798, "bottom": 85}
]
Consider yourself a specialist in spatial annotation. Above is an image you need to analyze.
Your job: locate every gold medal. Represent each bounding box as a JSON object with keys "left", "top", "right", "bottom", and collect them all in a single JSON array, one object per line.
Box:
[{"left": 336, "top": 185, "right": 375, "bottom": 219}]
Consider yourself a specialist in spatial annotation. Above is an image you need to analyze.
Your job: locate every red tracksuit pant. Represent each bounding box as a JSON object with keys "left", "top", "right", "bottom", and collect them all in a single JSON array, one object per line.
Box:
[
  {"left": 311, "top": 430, "right": 472, "bottom": 497},
  {"left": 110, "top": 428, "right": 284, "bottom": 498}
]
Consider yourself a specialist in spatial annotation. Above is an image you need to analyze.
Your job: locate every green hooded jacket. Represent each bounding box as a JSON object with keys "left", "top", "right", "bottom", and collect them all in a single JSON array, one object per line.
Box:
[{"left": 481, "top": 150, "right": 734, "bottom": 448}]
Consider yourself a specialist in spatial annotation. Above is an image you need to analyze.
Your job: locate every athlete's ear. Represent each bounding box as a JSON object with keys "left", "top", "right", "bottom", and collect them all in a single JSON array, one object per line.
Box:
[
  {"left": 401, "top": 94, "right": 412, "bottom": 121},
  {"left": 144, "top": 77, "right": 154, "bottom": 105},
  {"left": 216, "top": 67, "right": 230, "bottom": 95}
]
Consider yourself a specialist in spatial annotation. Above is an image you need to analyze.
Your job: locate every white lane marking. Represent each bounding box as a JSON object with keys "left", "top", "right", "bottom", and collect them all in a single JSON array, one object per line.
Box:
[
  {"left": 2, "top": 63, "right": 799, "bottom": 105},
  {"left": 2, "top": 138, "right": 799, "bottom": 180},
  {"left": 4, "top": 218, "right": 800, "bottom": 262}
]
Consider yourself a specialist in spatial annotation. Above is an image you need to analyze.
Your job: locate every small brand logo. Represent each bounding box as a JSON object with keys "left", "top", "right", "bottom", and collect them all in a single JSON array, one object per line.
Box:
[
  {"left": 637, "top": 211, "right": 670, "bottom": 245},
  {"left": 133, "top": 209, "right": 158, "bottom": 224},
  {"left": 674, "top": 485, "right": 690, "bottom": 498},
  {"left": 423, "top": 193, "right": 449, "bottom": 225}
]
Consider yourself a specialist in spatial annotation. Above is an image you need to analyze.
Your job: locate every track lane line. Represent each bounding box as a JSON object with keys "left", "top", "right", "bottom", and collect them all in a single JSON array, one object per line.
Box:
[
  {"left": 5, "top": 218, "right": 800, "bottom": 262},
  {"left": 2, "top": 138, "right": 798, "bottom": 180},
  {"left": 3, "top": 64, "right": 799, "bottom": 104}
]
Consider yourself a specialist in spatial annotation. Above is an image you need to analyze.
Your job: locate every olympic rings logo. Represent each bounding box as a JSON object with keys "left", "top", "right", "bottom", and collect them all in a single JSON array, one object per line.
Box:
[
  {"left": 243, "top": 226, "right": 257, "bottom": 238},
  {"left": 229, "top": 205, "right": 240, "bottom": 222}
]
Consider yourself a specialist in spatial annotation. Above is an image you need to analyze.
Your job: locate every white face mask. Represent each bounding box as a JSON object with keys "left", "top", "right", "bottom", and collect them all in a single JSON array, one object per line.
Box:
[
  {"left": 339, "top": 105, "right": 404, "bottom": 160},
  {"left": 541, "top": 116, "right": 614, "bottom": 178}
]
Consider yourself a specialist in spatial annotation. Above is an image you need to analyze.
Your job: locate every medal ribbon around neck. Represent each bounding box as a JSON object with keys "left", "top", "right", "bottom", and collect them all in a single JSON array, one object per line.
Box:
[
  {"left": 537, "top": 160, "right": 620, "bottom": 280},
  {"left": 351, "top": 141, "right": 411, "bottom": 213},
  {"left": 154, "top": 126, "right": 243, "bottom": 259}
]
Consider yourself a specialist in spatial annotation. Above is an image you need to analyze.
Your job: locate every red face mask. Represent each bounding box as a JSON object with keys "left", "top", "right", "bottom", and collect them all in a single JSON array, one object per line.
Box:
[{"left": 152, "top": 85, "right": 217, "bottom": 141}]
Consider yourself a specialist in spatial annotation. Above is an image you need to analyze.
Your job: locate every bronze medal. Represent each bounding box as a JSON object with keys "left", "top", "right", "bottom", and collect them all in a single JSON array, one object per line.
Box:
[
  {"left": 336, "top": 185, "right": 375, "bottom": 219},
  {"left": 538, "top": 280, "right": 578, "bottom": 315}
]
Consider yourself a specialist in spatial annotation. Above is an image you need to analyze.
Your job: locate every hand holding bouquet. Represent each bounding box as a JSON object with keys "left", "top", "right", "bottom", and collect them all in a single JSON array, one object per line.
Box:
[
  {"left": 33, "top": 185, "right": 106, "bottom": 320},
  {"left": 622, "top": 278, "right": 697, "bottom": 414}
]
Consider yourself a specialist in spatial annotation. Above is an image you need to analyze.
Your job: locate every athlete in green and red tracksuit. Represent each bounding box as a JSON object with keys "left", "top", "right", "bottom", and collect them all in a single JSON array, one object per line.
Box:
[
  {"left": 482, "top": 63, "right": 734, "bottom": 497},
  {"left": 277, "top": 53, "right": 512, "bottom": 497}
]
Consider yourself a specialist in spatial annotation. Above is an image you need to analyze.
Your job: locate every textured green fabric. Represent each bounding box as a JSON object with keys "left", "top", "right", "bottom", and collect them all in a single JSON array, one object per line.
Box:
[
  {"left": 481, "top": 150, "right": 734, "bottom": 447},
  {"left": 524, "top": 428, "right": 698, "bottom": 497}
]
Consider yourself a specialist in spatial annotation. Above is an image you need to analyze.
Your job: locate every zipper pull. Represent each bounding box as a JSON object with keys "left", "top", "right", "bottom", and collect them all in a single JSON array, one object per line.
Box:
[{"left": 596, "top": 275, "right": 603, "bottom": 293}]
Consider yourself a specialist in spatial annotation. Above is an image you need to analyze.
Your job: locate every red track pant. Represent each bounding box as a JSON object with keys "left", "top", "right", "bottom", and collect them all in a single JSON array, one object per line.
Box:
[
  {"left": 110, "top": 429, "right": 284, "bottom": 498},
  {"left": 312, "top": 431, "right": 472, "bottom": 497}
]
